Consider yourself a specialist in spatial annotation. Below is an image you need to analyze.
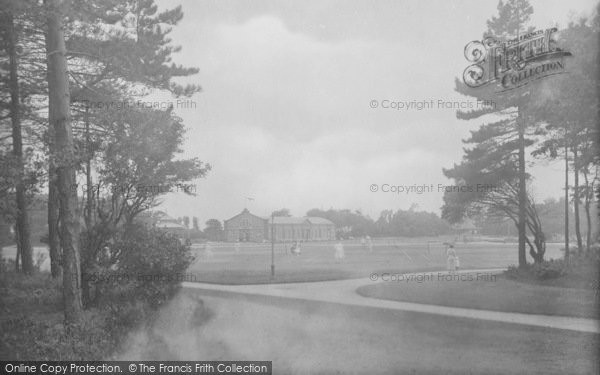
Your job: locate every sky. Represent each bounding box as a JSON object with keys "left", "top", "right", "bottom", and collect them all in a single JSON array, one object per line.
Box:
[{"left": 152, "top": 0, "right": 599, "bottom": 226}]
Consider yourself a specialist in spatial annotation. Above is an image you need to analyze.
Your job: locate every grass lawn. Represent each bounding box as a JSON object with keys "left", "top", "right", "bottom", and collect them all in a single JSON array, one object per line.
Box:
[
  {"left": 357, "top": 271, "right": 599, "bottom": 319},
  {"left": 3, "top": 238, "right": 566, "bottom": 285},
  {"left": 185, "top": 239, "right": 565, "bottom": 284}
]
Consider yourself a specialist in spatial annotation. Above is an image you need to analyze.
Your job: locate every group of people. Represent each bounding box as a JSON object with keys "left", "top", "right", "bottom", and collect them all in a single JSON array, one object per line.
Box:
[
  {"left": 288, "top": 240, "right": 346, "bottom": 260},
  {"left": 200, "top": 239, "right": 461, "bottom": 271}
]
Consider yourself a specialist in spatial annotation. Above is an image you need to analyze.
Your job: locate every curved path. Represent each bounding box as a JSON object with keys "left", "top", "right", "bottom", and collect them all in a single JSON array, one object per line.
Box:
[{"left": 183, "top": 268, "right": 599, "bottom": 334}]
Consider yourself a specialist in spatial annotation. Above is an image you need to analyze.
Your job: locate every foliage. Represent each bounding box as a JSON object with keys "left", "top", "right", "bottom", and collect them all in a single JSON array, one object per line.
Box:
[
  {"left": 203, "top": 219, "right": 223, "bottom": 241},
  {"left": 306, "top": 208, "right": 376, "bottom": 238},
  {"left": 505, "top": 251, "right": 600, "bottom": 288},
  {"left": 305, "top": 207, "right": 450, "bottom": 238},
  {"left": 89, "top": 224, "right": 193, "bottom": 309},
  {"left": 0, "top": 270, "right": 116, "bottom": 360},
  {"left": 272, "top": 208, "right": 292, "bottom": 217},
  {"left": 375, "top": 209, "right": 452, "bottom": 237},
  {"left": 0, "top": 264, "right": 204, "bottom": 360}
]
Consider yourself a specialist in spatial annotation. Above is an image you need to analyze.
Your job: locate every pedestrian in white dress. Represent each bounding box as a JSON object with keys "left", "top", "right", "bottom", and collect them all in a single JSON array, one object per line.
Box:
[
  {"left": 446, "top": 245, "right": 456, "bottom": 272},
  {"left": 334, "top": 242, "right": 345, "bottom": 261},
  {"left": 366, "top": 236, "right": 373, "bottom": 253},
  {"left": 291, "top": 241, "right": 301, "bottom": 256},
  {"left": 204, "top": 242, "right": 214, "bottom": 260}
]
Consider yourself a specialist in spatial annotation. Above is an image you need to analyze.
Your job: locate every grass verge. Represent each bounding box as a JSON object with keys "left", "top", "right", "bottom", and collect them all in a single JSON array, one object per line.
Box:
[{"left": 356, "top": 271, "right": 599, "bottom": 319}]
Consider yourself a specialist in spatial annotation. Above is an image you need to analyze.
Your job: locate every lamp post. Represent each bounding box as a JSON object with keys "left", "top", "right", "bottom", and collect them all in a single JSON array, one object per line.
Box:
[{"left": 271, "top": 212, "right": 275, "bottom": 278}]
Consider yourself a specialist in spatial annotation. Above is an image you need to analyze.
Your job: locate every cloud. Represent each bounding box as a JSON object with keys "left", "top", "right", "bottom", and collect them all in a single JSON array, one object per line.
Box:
[{"left": 156, "top": 0, "right": 596, "bottom": 224}]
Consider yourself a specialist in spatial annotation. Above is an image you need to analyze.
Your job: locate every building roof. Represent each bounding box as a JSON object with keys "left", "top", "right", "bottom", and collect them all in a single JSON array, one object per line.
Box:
[
  {"left": 137, "top": 210, "right": 186, "bottom": 229},
  {"left": 224, "top": 208, "right": 266, "bottom": 223},
  {"left": 270, "top": 217, "right": 308, "bottom": 225},
  {"left": 224, "top": 209, "right": 334, "bottom": 226},
  {"left": 270, "top": 216, "right": 334, "bottom": 225},
  {"left": 306, "top": 217, "right": 335, "bottom": 225}
]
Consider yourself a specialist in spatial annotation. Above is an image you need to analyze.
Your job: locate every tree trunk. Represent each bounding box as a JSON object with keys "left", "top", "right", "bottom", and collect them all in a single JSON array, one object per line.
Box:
[
  {"left": 45, "top": 0, "right": 83, "bottom": 324},
  {"left": 48, "top": 173, "right": 61, "bottom": 278},
  {"left": 572, "top": 146, "right": 583, "bottom": 254},
  {"left": 517, "top": 111, "right": 527, "bottom": 267},
  {"left": 6, "top": 10, "right": 34, "bottom": 274},
  {"left": 564, "top": 141, "right": 569, "bottom": 261},
  {"left": 582, "top": 169, "right": 592, "bottom": 252},
  {"left": 14, "top": 224, "right": 20, "bottom": 271},
  {"left": 84, "top": 104, "right": 93, "bottom": 229}
]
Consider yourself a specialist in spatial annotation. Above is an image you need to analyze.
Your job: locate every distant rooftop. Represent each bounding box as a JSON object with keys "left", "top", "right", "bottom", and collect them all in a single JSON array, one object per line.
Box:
[{"left": 269, "top": 216, "right": 334, "bottom": 225}]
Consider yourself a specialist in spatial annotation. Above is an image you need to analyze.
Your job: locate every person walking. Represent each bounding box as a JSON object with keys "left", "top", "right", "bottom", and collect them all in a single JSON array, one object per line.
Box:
[
  {"left": 366, "top": 235, "right": 373, "bottom": 253},
  {"left": 204, "top": 241, "right": 214, "bottom": 260},
  {"left": 334, "top": 241, "right": 345, "bottom": 261},
  {"left": 291, "top": 241, "right": 301, "bottom": 256},
  {"left": 446, "top": 244, "right": 456, "bottom": 272}
]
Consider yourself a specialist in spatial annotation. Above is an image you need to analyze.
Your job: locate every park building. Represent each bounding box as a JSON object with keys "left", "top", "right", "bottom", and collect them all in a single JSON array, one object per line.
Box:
[
  {"left": 136, "top": 210, "right": 189, "bottom": 240},
  {"left": 223, "top": 208, "right": 335, "bottom": 242}
]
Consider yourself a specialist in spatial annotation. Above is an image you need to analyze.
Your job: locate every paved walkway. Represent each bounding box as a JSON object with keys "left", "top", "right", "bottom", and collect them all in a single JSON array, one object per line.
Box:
[{"left": 183, "top": 268, "right": 600, "bottom": 334}]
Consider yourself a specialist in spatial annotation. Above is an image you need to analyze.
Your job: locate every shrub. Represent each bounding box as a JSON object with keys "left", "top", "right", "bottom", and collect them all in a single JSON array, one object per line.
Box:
[
  {"left": 95, "top": 224, "right": 193, "bottom": 309},
  {"left": 532, "top": 260, "right": 566, "bottom": 280},
  {"left": 504, "top": 252, "right": 600, "bottom": 289}
]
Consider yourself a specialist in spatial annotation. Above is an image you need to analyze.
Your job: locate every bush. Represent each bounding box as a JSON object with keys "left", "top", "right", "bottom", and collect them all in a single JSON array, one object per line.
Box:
[
  {"left": 532, "top": 260, "right": 566, "bottom": 280},
  {"left": 504, "top": 252, "right": 600, "bottom": 289},
  {"left": 1, "top": 223, "right": 200, "bottom": 360},
  {"left": 94, "top": 224, "right": 193, "bottom": 309},
  {"left": 0, "top": 270, "right": 115, "bottom": 360}
]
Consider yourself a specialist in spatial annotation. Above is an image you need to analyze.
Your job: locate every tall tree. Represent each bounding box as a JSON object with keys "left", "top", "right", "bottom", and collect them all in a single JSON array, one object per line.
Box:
[
  {"left": 531, "top": 14, "right": 600, "bottom": 255},
  {"left": 44, "top": 0, "right": 83, "bottom": 323},
  {"left": 0, "top": 1, "right": 34, "bottom": 273},
  {"left": 453, "top": 0, "right": 547, "bottom": 267}
]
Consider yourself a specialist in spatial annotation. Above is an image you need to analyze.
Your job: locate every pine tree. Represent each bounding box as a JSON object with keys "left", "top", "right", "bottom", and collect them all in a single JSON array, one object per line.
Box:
[
  {"left": 44, "top": 0, "right": 83, "bottom": 323},
  {"left": 447, "top": 0, "right": 549, "bottom": 266}
]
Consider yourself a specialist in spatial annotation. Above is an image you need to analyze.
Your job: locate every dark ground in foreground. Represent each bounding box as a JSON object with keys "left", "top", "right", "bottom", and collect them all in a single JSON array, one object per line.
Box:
[{"left": 120, "top": 288, "right": 599, "bottom": 375}]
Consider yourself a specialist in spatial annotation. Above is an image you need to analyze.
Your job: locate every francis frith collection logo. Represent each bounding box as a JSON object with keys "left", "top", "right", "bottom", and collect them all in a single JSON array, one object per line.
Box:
[{"left": 463, "top": 27, "right": 572, "bottom": 91}]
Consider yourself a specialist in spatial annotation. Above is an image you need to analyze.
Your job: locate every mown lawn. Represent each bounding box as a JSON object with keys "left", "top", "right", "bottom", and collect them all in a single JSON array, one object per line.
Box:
[
  {"left": 356, "top": 271, "right": 599, "bottom": 319},
  {"left": 186, "top": 240, "right": 564, "bottom": 284}
]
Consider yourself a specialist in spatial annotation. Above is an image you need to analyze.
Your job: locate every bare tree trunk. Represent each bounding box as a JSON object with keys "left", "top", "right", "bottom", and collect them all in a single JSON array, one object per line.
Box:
[
  {"left": 85, "top": 105, "right": 93, "bottom": 230},
  {"left": 517, "top": 111, "right": 527, "bottom": 267},
  {"left": 582, "top": 169, "right": 592, "bottom": 252},
  {"left": 48, "top": 87, "right": 62, "bottom": 279},
  {"left": 48, "top": 171, "right": 61, "bottom": 278},
  {"left": 6, "top": 10, "right": 34, "bottom": 274},
  {"left": 564, "top": 141, "right": 569, "bottom": 261},
  {"left": 573, "top": 146, "right": 583, "bottom": 254},
  {"left": 81, "top": 105, "right": 94, "bottom": 308},
  {"left": 14, "top": 224, "right": 20, "bottom": 271},
  {"left": 45, "top": 0, "right": 83, "bottom": 324}
]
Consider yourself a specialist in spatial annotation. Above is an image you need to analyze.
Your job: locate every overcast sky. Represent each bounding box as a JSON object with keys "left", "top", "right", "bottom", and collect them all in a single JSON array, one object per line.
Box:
[{"left": 153, "top": 0, "right": 598, "bottom": 226}]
